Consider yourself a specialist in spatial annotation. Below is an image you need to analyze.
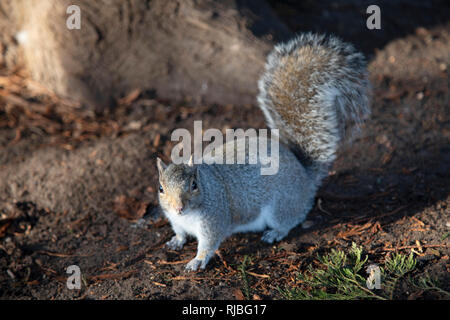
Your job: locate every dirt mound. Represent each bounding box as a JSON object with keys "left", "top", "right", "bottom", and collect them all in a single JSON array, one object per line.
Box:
[{"left": 1, "top": 133, "right": 156, "bottom": 215}]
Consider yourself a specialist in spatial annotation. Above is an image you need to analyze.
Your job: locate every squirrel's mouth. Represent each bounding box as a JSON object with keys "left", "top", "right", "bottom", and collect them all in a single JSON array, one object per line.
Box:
[{"left": 170, "top": 206, "right": 184, "bottom": 216}]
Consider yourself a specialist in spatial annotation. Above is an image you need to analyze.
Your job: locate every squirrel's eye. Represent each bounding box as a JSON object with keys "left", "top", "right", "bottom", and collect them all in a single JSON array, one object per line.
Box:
[
  {"left": 159, "top": 185, "right": 164, "bottom": 193},
  {"left": 191, "top": 180, "right": 198, "bottom": 191}
]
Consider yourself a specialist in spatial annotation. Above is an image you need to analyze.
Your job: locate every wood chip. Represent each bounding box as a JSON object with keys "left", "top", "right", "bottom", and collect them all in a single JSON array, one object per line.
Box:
[
  {"left": 153, "top": 281, "right": 167, "bottom": 287},
  {"left": 118, "top": 88, "right": 141, "bottom": 105},
  {"left": 301, "top": 220, "right": 314, "bottom": 229},
  {"left": 153, "top": 133, "right": 161, "bottom": 147},
  {"left": 246, "top": 271, "right": 270, "bottom": 279},
  {"left": 6, "top": 269, "right": 15, "bottom": 279}
]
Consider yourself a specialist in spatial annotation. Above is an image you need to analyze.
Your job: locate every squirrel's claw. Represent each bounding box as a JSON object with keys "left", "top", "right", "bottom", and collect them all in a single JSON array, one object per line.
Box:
[{"left": 185, "top": 258, "right": 206, "bottom": 272}]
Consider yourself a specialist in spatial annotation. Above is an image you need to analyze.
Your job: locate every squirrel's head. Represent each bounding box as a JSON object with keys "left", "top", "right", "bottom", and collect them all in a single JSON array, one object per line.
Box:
[{"left": 156, "top": 156, "right": 202, "bottom": 216}]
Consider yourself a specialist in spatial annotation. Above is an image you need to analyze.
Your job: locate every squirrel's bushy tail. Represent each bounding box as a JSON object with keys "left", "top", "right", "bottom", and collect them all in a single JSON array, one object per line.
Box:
[{"left": 257, "top": 33, "right": 370, "bottom": 181}]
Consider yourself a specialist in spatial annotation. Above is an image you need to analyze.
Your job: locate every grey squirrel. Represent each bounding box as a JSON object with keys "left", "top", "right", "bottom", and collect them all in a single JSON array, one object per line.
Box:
[{"left": 156, "top": 33, "right": 370, "bottom": 271}]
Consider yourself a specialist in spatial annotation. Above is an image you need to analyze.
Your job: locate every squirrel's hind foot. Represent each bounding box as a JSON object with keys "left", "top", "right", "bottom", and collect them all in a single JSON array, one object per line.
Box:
[{"left": 261, "top": 229, "right": 288, "bottom": 244}]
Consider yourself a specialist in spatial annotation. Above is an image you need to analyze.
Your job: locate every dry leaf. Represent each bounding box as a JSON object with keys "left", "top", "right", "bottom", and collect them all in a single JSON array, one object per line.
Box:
[
  {"left": 234, "top": 288, "right": 245, "bottom": 300},
  {"left": 113, "top": 195, "right": 148, "bottom": 221}
]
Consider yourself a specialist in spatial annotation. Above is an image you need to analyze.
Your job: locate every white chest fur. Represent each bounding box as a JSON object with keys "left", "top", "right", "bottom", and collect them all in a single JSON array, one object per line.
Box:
[{"left": 165, "top": 209, "right": 204, "bottom": 238}]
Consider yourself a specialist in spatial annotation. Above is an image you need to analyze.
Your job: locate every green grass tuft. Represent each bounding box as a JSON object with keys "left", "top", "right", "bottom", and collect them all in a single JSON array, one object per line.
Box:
[
  {"left": 238, "top": 255, "right": 253, "bottom": 300},
  {"left": 280, "top": 242, "right": 448, "bottom": 300}
]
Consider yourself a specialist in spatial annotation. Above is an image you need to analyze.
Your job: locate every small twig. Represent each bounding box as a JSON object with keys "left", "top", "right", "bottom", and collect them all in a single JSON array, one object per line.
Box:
[
  {"left": 353, "top": 205, "right": 409, "bottom": 223},
  {"left": 317, "top": 198, "right": 332, "bottom": 216},
  {"left": 36, "top": 250, "right": 73, "bottom": 257},
  {"left": 89, "top": 270, "right": 138, "bottom": 282},
  {"left": 157, "top": 259, "right": 190, "bottom": 265},
  {"left": 246, "top": 271, "right": 270, "bottom": 279}
]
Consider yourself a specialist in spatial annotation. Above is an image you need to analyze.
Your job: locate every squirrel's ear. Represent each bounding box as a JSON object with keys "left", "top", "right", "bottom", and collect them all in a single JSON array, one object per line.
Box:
[
  {"left": 187, "top": 154, "right": 194, "bottom": 167},
  {"left": 195, "top": 166, "right": 201, "bottom": 183},
  {"left": 156, "top": 157, "right": 167, "bottom": 175}
]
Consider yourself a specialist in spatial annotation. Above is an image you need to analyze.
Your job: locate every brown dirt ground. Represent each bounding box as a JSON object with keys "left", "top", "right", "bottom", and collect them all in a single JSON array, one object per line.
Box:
[{"left": 0, "top": 1, "right": 449, "bottom": 299}]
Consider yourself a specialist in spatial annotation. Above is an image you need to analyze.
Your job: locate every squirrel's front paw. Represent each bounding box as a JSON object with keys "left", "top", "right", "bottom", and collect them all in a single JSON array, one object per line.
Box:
[
  {"left": 185, "top": 258, "right": 206, "bottom": 272},
  {"left": 166, "top": 235, "right": 186, "bottom": 251}
]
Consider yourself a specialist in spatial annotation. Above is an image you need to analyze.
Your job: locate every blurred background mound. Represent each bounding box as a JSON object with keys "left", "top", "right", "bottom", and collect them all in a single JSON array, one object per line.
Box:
[{"left": 0, "top": 0, "right": 291, "bottom": 109}]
